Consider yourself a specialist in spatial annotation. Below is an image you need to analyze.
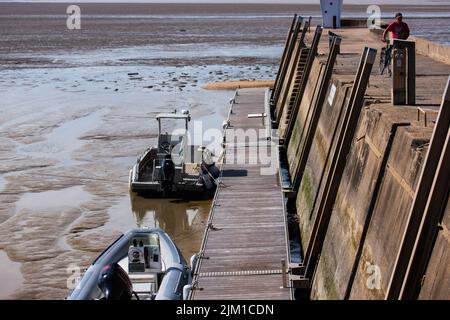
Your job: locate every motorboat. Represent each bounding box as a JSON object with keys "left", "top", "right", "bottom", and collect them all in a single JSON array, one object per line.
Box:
[
  {"left": 67, "top": 228, "right": 191, "bottom": 300},
  {"left": 129, "top": 110, "right": 220, "bottom": 197}
]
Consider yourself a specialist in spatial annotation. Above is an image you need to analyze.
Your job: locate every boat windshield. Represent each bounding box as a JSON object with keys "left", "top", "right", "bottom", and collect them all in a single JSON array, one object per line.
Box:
[{"left": 158, "top": 118, "right": 189, "bottom": 136}]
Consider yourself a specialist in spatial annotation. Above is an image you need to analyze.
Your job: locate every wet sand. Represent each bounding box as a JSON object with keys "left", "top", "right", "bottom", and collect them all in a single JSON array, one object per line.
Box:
[
  {"left": 1, "top": 2, "right": 449, "bottom": 300},
  {"left": 0, "top": 250, "right": 24, "bottom": 299},
  {"left": 0, "top": 76, "right": 231, "bottom": 298},
  {"left": 1, "top": 3, "right": 449, "bottom": 52},
  {"left": 203, "top": 79, "right": 274, "bottom": 90}
]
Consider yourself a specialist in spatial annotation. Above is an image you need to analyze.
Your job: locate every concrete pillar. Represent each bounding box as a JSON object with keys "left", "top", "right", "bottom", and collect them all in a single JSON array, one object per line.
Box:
[
  {"left": 320, "top": 0, "right": 343, "bottom": 28},
  {"left": 392, "top": 48, "right": 407, "bottom": 105},
  {"left": 392, "top": 40, "right": 416, "bottom": 106}
]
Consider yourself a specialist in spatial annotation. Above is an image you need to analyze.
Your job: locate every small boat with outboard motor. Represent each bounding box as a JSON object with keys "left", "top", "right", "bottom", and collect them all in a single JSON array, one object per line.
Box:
[
  {"left": 129, "top": 110, "right": 220, "bottom": 197},
  {"left": 67, "top": 228, "right": 191, "bottom": 300}
]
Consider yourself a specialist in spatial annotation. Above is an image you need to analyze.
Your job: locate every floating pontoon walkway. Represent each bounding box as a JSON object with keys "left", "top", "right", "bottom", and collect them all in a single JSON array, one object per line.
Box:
[{"left": 190, "top": 88, "right": 291, "bottom": 300}]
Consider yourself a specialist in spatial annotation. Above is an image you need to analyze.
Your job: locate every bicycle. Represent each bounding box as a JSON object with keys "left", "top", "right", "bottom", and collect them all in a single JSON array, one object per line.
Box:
[{"left": 379, "top": 46, "right": 392, "bottom": 77}]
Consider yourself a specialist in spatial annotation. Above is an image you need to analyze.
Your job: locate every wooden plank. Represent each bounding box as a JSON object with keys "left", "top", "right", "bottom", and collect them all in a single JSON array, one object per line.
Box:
[{"left": 194, "top": 274, "right": 288, "bottom": 300}]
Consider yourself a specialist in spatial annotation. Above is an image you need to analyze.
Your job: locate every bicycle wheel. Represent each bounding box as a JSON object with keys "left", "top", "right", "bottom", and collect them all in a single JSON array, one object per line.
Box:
[
  {"left": 379, "top": 48, "right": 386, "bottom": 75},
  {"left": 385, "top": 47, "right": 392, "bottom": 77}
]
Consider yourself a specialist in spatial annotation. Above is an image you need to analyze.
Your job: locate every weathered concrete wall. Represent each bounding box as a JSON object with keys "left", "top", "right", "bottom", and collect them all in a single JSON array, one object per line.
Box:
[
  {"left": 310, "top": 105, "right": 412, "bottom": 299},
  {"left": 283, "top": 26, "right": 450, "bottom": 300},
  {"left": 307, "top": 106, "right": 434, "bottom": 299},
  {"left": 418, "top": 195, "right": 450, "bottom": 299},
  {"left": 287, "top": 58, "right": 324, "bottom": 181},
  {"left": 410, "top": 36, "right": 450, "bottom": 66},
  {"left": 348, "top": 124, "right": 433, "bottom": 299},
  {"left": 294, "top": 78, "right": 352, "bottom": 251}
]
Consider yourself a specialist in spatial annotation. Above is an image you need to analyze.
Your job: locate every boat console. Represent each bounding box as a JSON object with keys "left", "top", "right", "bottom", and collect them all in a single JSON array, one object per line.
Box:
[{"left": 118, "top": 233, "right": 163, "bottom": 300}]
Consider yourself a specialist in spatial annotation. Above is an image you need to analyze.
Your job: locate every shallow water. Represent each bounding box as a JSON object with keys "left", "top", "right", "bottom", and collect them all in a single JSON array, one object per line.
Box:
[
  {"left": 15, "top": 186, "right": 93, "bottom": 213},
  {"left": 105, "top": 194, "right": 210, "bottom": 261},
  {"left": 0, "top": 250, "right": 24, "bottom": 299}
]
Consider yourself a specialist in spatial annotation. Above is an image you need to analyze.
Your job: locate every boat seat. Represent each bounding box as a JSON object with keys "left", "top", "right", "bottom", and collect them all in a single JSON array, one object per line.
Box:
[
  {"left": 157, "top": 153, "right": 169, "bottom": 158},
  {"left": 128, "top": 273, "right": 157, "bottom": 283},
  {"left": 132, "top": 282, "right": 157, "bottom": 299},
  {"left": 185, "top": 163, "right": 200, "bottom": 175},
  {"left": 118, "top": 257, "right": 159, "bottom": 298}
]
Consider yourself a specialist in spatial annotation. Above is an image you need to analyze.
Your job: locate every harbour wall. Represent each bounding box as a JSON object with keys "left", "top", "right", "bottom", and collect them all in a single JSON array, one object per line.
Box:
[{"left": 275, "top": 23, "right": 450, "bottom": 299}]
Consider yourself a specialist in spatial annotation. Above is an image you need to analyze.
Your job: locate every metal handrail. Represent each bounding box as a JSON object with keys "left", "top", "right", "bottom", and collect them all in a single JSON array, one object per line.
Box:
[{"left": 188, "top": 88, "right": 239, "bottom": 300}]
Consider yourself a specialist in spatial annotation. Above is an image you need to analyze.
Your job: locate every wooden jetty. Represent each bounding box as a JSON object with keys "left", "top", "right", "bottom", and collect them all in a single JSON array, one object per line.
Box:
[{"left": 190, "top": 88, "right": 292, "bottom": 300}]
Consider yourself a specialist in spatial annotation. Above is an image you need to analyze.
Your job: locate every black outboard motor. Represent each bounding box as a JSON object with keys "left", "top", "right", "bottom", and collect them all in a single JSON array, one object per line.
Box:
[
  {"left": 98, "top": 263, "right": 133, "bottom": 300},
  {"left": 161, "top": 154, "right": 175, "bottom": 196},
  {"left": 203, "top": 162, "right": 220, "bottom": 180}
]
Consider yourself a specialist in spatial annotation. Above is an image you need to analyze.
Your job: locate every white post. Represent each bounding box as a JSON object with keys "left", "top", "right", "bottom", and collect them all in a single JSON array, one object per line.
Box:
[{"left": 320, "top": 0, "right": 343, "bottom": 28}]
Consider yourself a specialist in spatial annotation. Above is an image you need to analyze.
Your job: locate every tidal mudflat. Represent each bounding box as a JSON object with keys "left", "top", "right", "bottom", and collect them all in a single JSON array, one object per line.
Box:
[{"left": 0, "top": 3, "right": 284, "bottom": 299}]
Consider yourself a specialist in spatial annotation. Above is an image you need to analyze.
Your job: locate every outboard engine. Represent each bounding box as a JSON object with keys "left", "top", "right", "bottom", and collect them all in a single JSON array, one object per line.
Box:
[
  {"left": 199, "top": 173, "right": 213, "bottom": 190},
  {"left": 98, "top": 263, "right": 133, "bottom": 300},
  {"left": 201, "top": 161, "right": 220, "bottom": 178},
  {"left": 199, "top": 162, "right": 219, "bottom": 190},
  {"left": 204, "top": 162, "right": 220, "bottom": 180},
  {"left": 161, "top": 154, "right": 175, "bottom": 196}
]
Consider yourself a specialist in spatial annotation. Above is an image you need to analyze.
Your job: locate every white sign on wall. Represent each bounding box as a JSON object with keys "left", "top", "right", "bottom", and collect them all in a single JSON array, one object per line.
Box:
[
  {"left": 328, "top": 84, "right": 337, "bottom": 106},
  {"left": 320, "top": 0, "right": 343, "bottom": 28}
]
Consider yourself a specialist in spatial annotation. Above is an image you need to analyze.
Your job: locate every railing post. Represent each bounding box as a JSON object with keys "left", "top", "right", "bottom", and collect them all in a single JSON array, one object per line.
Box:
[
  {"left": 283, "top": 26, "right": 323, "bottom": 147},
  {"left": 272, "top": 16, "right": 303, "bottom": 111},
  {"left": 291, "top": 35, "right": 341, "bottom": 193},
  {"left": 271, "top": 14, "right": 297, "bottom": 104},
  {"left": 274, "top": 20, "right": 310, "bottom": 126},
  {"left": 281, "top": 259, "right": 287, "bottom": 288}
]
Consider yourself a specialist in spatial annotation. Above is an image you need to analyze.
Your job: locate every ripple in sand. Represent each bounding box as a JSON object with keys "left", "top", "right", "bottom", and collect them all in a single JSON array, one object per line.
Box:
[{"left": 16, "top": 109, "right": 107, "bottom": 166}]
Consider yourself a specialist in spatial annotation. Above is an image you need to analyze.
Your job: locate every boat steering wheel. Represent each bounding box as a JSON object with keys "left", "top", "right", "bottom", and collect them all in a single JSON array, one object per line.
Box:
[{"left": 160, "top": 141, "right": 171, "bottom": 154}]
